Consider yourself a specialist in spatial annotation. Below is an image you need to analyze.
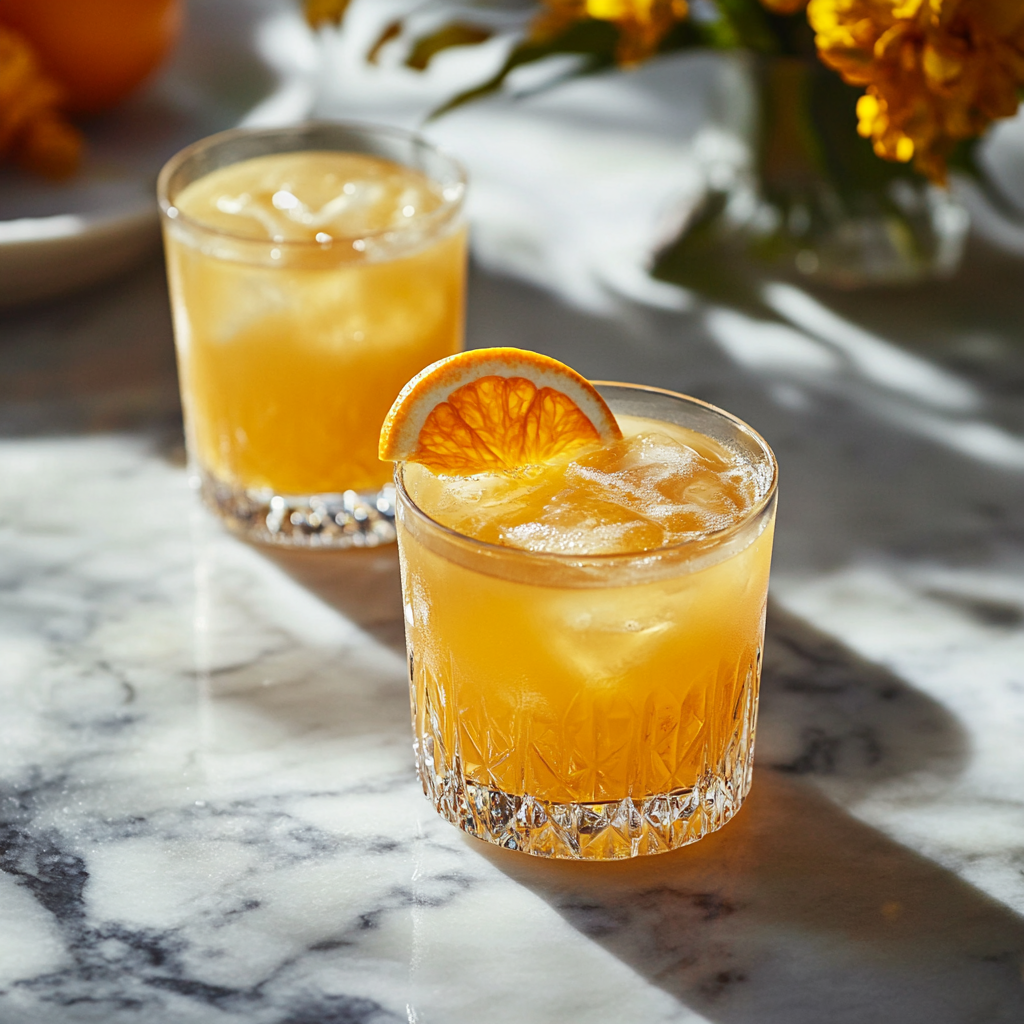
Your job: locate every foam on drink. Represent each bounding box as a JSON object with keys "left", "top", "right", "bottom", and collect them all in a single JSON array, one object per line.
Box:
[{"left": 404, "top": 415, "right": 758, "bottom": 555}]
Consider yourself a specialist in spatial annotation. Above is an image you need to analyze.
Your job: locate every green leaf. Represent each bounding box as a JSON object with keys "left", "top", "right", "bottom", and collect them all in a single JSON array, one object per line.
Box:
[
  {"left": 713, "top": 0, "right": 781, "bottom": 54},
  {"left": 405, "top": 23, "right": 495, "bottom": 72}
]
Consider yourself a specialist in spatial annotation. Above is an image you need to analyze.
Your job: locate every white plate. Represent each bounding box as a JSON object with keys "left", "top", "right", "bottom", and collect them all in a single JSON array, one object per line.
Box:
[{"left": 0, "top": 0, "right": 316, "bottom": 307}]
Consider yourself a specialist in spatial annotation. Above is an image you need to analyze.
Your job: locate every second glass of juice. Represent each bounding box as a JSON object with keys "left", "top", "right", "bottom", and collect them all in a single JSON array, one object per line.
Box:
[
  {"left": 396, "top": 384, "right": 777, "bottom": 860},
  {"left": 158, "top": 122, "right": 467, "bottom": 546}
]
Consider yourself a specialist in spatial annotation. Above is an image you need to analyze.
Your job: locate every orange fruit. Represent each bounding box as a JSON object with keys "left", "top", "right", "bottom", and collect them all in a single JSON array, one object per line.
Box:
[
  {"left": 379, "top": 347, "right": 622, "bottom": 475},
  {"left": 0, "top": 0, "right": 182, "bottom": 115}
]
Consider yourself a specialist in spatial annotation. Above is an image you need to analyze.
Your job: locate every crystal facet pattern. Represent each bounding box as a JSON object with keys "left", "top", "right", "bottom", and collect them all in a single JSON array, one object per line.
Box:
[
  {"left": 411, "top": 652, "right": 760, "bottom": 859},
  {"left": 198, "top": 467, "right": 397, "bottom": 547},
  {"left": 398, "top": 507, "right": 774, "bottom": 859}
]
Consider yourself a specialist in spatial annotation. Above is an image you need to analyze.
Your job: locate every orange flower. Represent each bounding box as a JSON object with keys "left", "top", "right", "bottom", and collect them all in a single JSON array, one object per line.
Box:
[
  {"left": 533, "top": 0, "right": 690, "bottom": 65},
  {"left": 0, "top": 24, "right": 81, "bottom": 178},
  {"left": 808, "top": 0, "right": 1024, "bottom": 181}
]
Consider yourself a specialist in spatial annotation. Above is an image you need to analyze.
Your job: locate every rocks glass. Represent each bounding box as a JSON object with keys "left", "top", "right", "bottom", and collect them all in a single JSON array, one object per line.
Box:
[
  {"left": 158, "top": 122, "right": 467, "bottom": 546},
  {"left": 395, "top": 384, "right": 778, "bottom": 860}
]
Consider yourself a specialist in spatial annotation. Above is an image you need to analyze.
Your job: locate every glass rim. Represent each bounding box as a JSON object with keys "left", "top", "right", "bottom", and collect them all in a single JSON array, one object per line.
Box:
[
  {"left": 156, "top": 119, "right": 468, "bottom": 251},
  {"left": 395, "top": 381, "right": 779, "bottom": 568}
]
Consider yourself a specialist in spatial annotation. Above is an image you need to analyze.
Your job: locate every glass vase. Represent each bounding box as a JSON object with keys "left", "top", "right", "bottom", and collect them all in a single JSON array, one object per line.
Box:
[{"left": 656, "top": 55, "right": 969, "bottom": 291}]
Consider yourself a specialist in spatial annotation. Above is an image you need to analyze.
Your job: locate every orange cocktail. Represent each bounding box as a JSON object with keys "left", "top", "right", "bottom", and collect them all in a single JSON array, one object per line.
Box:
[
  {"left": 158, "top": 123, "right": 466, "bottom": 546},
  {"left": 382, "top": 353, "right": 778, "bottom": 860}
]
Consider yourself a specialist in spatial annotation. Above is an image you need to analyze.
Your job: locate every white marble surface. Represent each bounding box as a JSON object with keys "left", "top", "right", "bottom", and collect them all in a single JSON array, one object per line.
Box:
[{"left": 2, "top": 244, "right": 1024, "bottom": 1022}]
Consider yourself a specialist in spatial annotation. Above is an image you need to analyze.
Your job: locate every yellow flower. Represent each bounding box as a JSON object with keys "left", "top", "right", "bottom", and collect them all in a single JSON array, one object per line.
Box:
[
  {"left": 808, "top": 0, "right": 1024, "bottom": 181},
  {"left": 533, "top": 0, "right": 690, "bottom": 66}
]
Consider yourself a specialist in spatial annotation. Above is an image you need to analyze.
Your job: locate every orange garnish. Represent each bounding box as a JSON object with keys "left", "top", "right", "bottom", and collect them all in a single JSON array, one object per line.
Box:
[{"left": 379, "top": 347, "right": 622, "bottom": 474}]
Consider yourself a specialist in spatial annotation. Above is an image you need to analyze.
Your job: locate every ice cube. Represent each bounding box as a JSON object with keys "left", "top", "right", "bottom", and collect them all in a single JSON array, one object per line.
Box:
[
  {"left": 405, "top": 425, "right": 756, "bottom": 555},
  {"left": 537, "top": 589, "right": 681, "bottom": 685},
  {"left": 501, "top": 507, "right": 665, "bottom": 555},
  {"left": 564, "top": 432, "right": 752, "bottom": 543}
]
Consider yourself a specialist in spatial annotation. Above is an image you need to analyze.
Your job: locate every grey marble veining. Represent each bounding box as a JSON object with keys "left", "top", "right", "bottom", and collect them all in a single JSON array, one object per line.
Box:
[
  {"left": 3, "top": 231, "right": 1024, "bottom": 1021},
  {"left": 0, "top": 431, "right": 695, "bottom": 1024}
]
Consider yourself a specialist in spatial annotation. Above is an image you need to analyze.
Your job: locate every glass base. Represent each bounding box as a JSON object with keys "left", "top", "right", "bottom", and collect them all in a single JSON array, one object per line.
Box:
[
  {"left": 414, "top": 736, "right": 754, "bottom": 861},
  {"left": 196, "top": 467, "right": 397, "bottom": 548}
]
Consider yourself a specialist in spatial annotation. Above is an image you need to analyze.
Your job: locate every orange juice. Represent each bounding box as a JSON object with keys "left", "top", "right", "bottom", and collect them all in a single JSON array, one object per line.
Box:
[
  {"left": 159, "top": 127, "right": 466, "bottom": 545},
  {"left": 395, "top": 389, "right": 777, "bottom": 859}
]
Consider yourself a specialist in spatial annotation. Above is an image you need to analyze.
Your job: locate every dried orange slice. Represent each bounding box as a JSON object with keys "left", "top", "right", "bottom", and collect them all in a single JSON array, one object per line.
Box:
[{"left": 379, "top": 347, "right": 622, "bottom": 474}]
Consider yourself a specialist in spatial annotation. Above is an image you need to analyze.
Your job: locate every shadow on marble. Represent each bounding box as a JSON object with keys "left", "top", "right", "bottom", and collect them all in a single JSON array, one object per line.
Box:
[
  {"left": 756, "top": 603, "right": 968, "bottom": 798},
  {"left": 478, "top": 769, "right": 1024, "bottom": 1024},
  {"left": 471, "top": 608, "right": 1016, "bottom": 1024},
  {"left": 257, "top": 543, "right": 406, "bottom": 656}
]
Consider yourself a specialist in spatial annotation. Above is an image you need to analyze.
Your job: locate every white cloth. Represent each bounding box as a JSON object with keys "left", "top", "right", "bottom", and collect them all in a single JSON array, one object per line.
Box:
[{"left": 252, "top": 1, "right": 748, "bottom": 310}]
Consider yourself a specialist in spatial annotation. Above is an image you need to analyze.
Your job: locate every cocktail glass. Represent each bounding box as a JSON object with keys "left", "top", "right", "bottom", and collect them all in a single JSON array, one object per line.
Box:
[
  {"left": 158, "top": 122, "right": 467, "bottom": 546},
  {"left": 395, "top": 384, "right": 777, "bottom": 860}
]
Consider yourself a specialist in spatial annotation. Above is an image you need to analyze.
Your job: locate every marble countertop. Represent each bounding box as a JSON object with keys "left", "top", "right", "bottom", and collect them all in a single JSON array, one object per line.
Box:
[{"left": 3, "top": 232, "right": 1024, "bottom": 1023}]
